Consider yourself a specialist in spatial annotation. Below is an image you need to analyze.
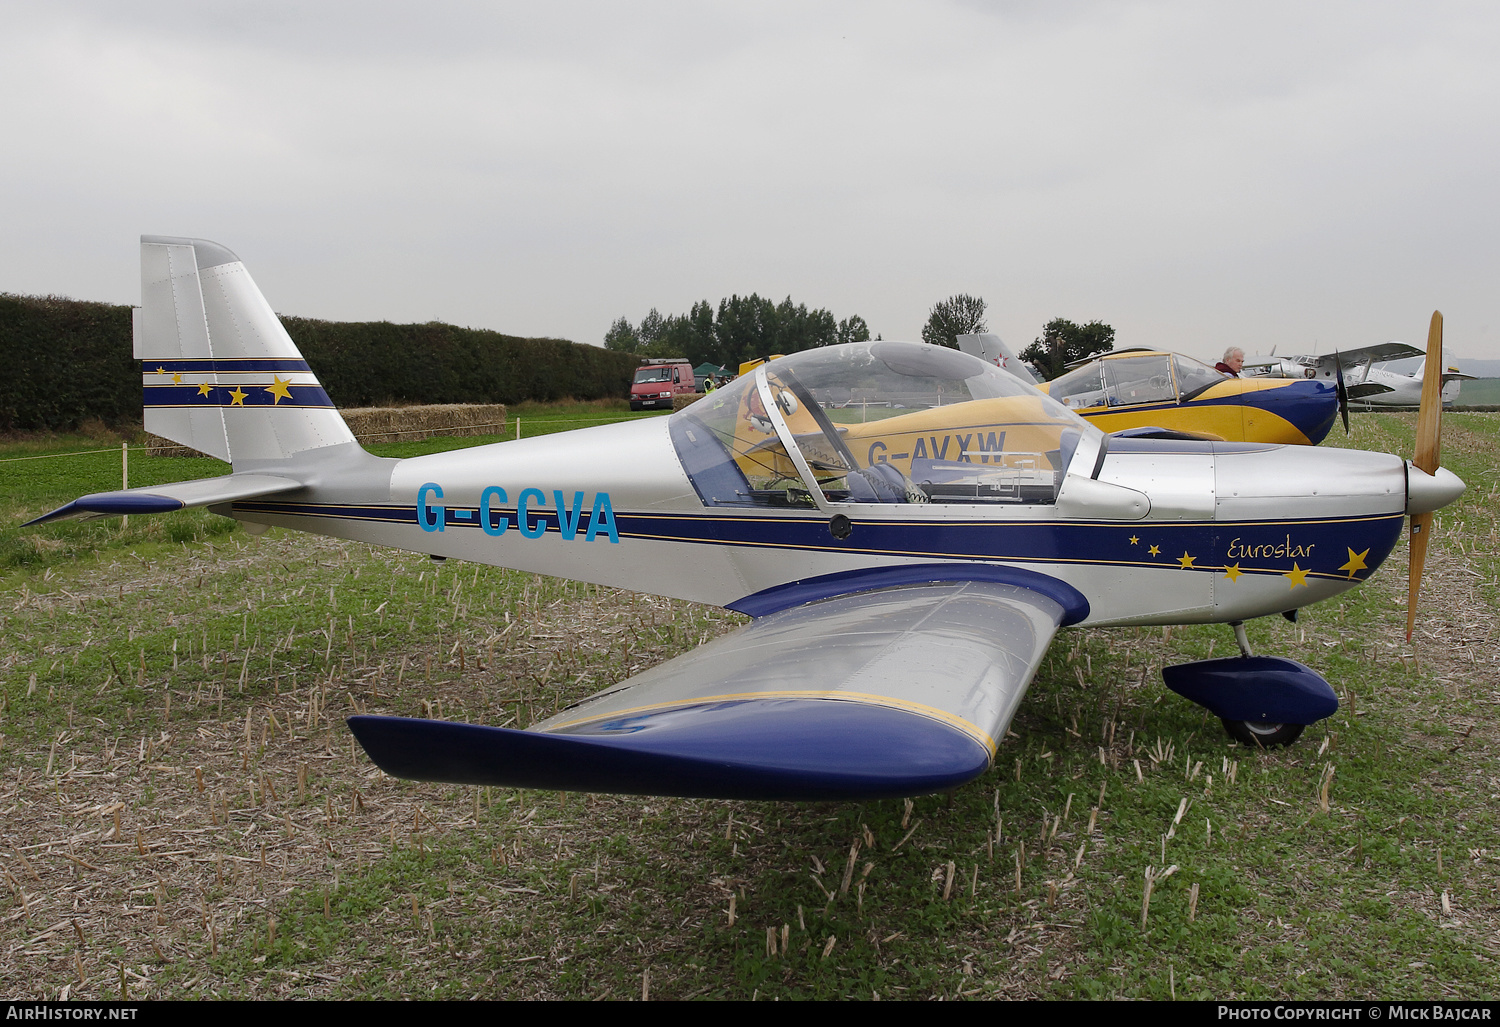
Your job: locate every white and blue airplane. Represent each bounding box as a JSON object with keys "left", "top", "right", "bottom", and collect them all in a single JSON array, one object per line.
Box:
[
  {"left": 1246, "top": 342, "right": 1476, "bottom": 408},
  {"left": 27, "top": 238, "right": 1467, "bottom": 801}
]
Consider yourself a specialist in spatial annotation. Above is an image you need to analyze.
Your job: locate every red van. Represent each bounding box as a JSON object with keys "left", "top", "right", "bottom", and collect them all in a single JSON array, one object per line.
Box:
[{"left": 630, "top": 359, "right": 696, "bottom": 411}]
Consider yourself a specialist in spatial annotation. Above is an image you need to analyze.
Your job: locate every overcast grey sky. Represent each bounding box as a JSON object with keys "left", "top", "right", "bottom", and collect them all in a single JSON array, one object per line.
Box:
[{"left": 4, "top": 1, "right": 1498, "bottom": 364}]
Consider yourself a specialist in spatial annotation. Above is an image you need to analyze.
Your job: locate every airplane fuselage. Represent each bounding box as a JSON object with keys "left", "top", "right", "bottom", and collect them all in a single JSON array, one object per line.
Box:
[
  {"left": 226, "top": 417, "right": 1408, "bottom": 630},
  {"left": 1348, "top": 366, "right": 1463, "bottom": 407}
]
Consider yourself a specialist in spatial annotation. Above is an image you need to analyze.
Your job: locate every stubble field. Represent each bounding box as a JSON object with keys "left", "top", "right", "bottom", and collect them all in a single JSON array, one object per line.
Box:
[{"left": 0, "top": 411, "right": 1496, "bottom": 1000}]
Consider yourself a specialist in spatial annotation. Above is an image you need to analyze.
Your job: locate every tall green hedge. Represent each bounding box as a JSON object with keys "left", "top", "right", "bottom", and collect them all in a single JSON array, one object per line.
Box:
[
  {"left": 0, "top": 294, "right": 638, "bottom": 431},
  {"left": 0, "top": 295, "right": 138, "bottom": 432},
  {"left": 280, "top": 316, "right": 637, "bottom": 407}
]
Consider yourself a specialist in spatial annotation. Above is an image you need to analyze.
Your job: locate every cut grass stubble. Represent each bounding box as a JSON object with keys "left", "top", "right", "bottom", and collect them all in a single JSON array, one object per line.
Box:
[{"left": 0, "top": 412, "right": 1497, "bottom": 999}]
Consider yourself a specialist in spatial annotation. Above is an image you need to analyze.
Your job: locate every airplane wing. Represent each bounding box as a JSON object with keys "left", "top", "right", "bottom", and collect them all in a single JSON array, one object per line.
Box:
[
  {"left": 349, "top": 578, "right": 1071, "bottom": 800},
  {"left": 1242, "top": 355, "right": 1294, "bottom": 369},
  {"left": 23, "top": 473, "right": 304, "bottom": 525},
  {"left": 1322, "top": 342, "right": 1424, "bottom": 369},
  {"left": 1344, "top": 382, "right": 1396, "bottom": 400}
]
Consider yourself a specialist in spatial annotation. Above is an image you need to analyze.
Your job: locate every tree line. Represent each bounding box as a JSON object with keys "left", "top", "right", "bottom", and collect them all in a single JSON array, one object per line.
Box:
[
  {"left": 609, "top": 292, "right": 1114, "bottom": 381},
  {"left": 604, "top": 295, "right": 871, "bottom": 369}
]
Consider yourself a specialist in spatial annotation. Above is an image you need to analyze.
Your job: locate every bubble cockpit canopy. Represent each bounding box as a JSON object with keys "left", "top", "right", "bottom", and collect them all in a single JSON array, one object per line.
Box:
[{"left": 668, "top": 341, "right": 1101, "bottom": 508}]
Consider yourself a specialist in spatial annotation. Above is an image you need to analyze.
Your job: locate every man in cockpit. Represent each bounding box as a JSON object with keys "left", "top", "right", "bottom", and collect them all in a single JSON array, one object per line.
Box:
[{"left": 1215, "top": 347, "right": 1245, "bottom": 377}]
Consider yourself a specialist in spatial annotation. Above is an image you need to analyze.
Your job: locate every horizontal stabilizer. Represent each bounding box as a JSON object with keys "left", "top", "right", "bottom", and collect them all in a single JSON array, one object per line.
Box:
[
  {"left": 349, "top": 701, "right": 990, "bottom": 800},
  {"left": 24, "top": 473, "right": 302, "bottom": 526}
]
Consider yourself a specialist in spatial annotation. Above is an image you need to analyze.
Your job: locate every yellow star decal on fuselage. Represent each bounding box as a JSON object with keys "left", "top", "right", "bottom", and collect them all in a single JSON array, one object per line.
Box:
[
  {"left": 1223, "top": 563, "right": 1242, "bottom": 582},
  {"left": 1283, "top": 563, "right": 1310, "bottom": 589},
  {"left": 1338, "top": 548, "right": 1369, "bottom": 579},
  {"left": 265, "top": 376, "right": 293, "bottom": 404},
  {"left": 1128, "top": 536, "right": 1139, "bottom": 545},
  {"left": 197, "top": 382, "right": 215, "bottom": 397},
  {"left": 1148, "top": 545, "right": 1161, "bottom": 557},
  {"left": 155, "top": 366, "right": 166, "bottom": 374},
  {"left": 172, "top": 373, "right": 183, "bottom": 383},
  {"left": 1177, "top": 552, "right": 1196, "bottom": 569},
  {"left": 228, "top": 387, "right": 248, "bottom": 406}
]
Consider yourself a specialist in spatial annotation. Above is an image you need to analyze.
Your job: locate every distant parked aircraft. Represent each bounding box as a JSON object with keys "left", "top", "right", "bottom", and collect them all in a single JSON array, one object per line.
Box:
[
  {"left": 1245, "top": 342, "right": 1475, "bottom": 407},
  {"left": 958, "top": 335, "right": 1339, "bottom": 445}
]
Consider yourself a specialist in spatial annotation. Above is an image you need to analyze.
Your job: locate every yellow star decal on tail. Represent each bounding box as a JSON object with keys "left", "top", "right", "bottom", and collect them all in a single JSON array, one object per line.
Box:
[
  {"left": 197, "top": 382, "right": 214, "bottom": 397},
  {"left": 1223, "top": 563, "right": 1242, "bottom": 582},
  {"left": 1148, "top": 545, "right": 1161, "bottom": 556},
  {"left": 228, "top": 387, "right": 248, "bottom": 406},
  {"left": 1338, "top": 548, "right": 1369, "bottom": 579},
  {"left": 1177, "top": 552, "right": 1196, "bottom": 569},
  {"left": 265, "top": 376, "right": 293, "bottom": 404},
  {"left": 1283, "top": 563, "right": 1310, "bottom": 589}
]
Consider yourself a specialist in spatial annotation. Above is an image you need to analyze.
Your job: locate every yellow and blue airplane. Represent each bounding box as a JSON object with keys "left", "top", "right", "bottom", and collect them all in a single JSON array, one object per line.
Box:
[{"left": 959, "top": 337, "right": 1341, "bottom": 445}]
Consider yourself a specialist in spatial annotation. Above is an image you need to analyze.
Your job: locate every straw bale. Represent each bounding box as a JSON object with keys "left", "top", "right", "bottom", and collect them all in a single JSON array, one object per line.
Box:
[{"left": 147, "top": 404, "right": 507, "bottom": 456}]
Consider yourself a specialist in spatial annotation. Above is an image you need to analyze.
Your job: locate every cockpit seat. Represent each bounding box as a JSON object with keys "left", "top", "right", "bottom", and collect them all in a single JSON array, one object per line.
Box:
[{"left": 846, "top": 463, "right": 912, "bottom": 503}]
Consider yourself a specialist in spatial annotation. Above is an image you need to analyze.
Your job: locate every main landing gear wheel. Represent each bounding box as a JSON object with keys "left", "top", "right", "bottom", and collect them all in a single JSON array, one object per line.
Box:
[{"left": 1221, "top": 719, "right": 1304, "bottom": 748}]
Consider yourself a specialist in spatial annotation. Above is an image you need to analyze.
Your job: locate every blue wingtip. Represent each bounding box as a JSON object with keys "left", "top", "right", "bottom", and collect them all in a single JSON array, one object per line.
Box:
[
  {"left": 349, "top": 699, "right": 993, "bottom": 801},
  {"left": 22, "top": 493, "right": 183, "bottom": 526}
]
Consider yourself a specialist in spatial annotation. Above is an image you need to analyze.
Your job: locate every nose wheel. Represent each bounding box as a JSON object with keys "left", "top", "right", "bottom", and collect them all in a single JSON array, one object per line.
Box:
[
  {"left": 1163, "top": 621, "right": 1334, "bottom": 749},
  {"left": 1216, "top": 621, "right": 1307, "bottom": 746}
]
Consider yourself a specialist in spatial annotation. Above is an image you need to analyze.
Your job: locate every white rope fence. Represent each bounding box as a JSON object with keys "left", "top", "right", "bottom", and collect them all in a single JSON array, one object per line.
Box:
[
  {"left": 3, "top": 412, "right": 663, "bottom": 462},
  {"left": 0, "top": 447, "right": 123, "bottom": 463}
]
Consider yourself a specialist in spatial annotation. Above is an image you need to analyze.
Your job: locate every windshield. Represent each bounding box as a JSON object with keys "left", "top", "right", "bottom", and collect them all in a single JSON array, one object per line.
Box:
[
  {"left": 634, "top": 367, "right": 675, "bottom": 384},
  {"left": 1049, "top": 353, "right": 1187, "bottom": 409},
  {"left": 1173, "top": 353, "right": 1227, "bottom": 400},
  {"left": 669, "top": 341, "right": 1099, "bottom": 507}
]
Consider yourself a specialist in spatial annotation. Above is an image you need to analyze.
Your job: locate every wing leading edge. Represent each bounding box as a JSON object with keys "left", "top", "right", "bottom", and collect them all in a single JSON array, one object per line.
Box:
[{"left": 349, "top": 580, "right": 1064, "bottom": 800}]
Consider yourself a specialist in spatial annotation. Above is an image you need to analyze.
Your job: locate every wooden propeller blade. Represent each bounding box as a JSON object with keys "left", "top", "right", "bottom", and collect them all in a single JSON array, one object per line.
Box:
[
  {"left": 1414, "top": 312, "right": 1443, "bottom": 474},
  {"left": 1334, "top": 350, "right": 1350, "bottom": 435},
  {"left": 1407, "top": 311, "right": 1443, "bottom": 641},
  {"left": 1406, "top": 511, "right": 1431, "bottom": 641}
]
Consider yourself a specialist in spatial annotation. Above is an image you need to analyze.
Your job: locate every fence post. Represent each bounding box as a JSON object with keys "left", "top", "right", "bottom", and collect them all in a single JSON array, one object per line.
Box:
[
  {"left": 121, "top": 441, "right": 129, "bottom": 529},
  {"left": 515, "top": 418, "right": 521, "bottom": 442}
]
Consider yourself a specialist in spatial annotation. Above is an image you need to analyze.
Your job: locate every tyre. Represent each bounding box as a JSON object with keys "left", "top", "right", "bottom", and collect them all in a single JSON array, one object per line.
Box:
[{"left": 1221, "top": 719, "right": 1305, "bottom": 748}]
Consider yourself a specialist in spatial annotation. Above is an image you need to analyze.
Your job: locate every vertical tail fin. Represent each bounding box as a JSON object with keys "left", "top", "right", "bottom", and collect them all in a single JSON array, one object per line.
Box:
[
  {"left": 956, "top": 333, "right": 1039, "bottom": 385},
  {"left": 135, "top": 236, "right": 356, "bottom": 466}
]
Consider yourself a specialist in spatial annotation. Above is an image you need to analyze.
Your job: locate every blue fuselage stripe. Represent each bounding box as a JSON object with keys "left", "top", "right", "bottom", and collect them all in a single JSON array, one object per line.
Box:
[
  {"left": 1190, "top": 382, "right": 1338, "bottom": 443},
  {"left": 141, "top": 359, "right": 313, "bottom": 373},
  {"left": 232, "top": 500, "right": 1405, "bottom": 586},
  {"left": 1084, "top": 381, "right": 1337, "bottom": 445}
]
